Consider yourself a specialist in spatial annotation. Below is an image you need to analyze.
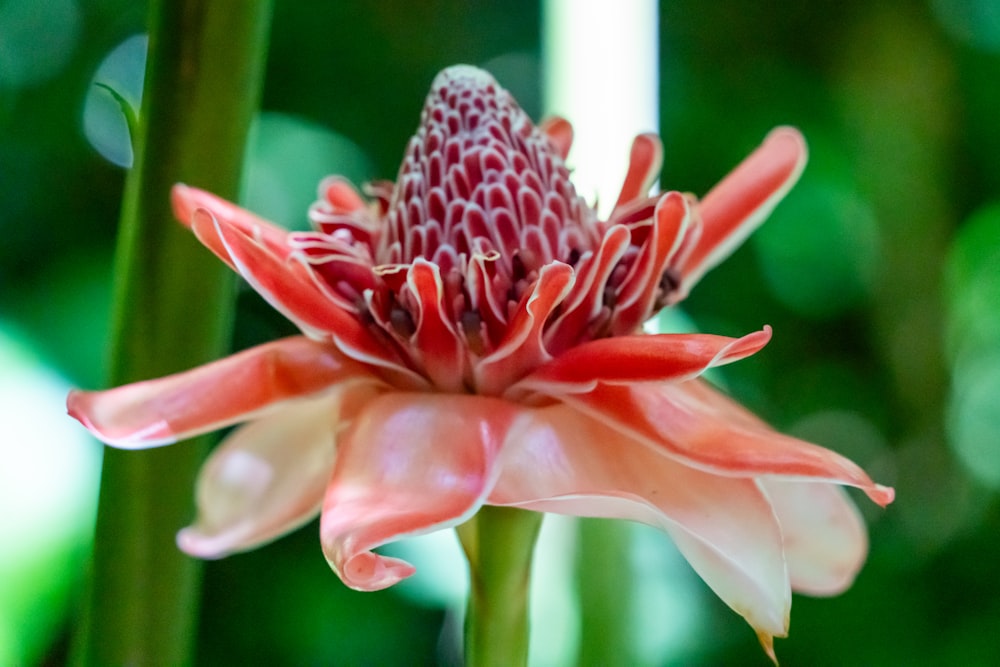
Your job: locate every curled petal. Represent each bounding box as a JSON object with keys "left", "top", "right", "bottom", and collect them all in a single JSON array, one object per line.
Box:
[
  {"left": 761, "top": 479, "right": 868, "bottom": 595},
  {"left": 172, "top": 184, "right": 292, "bottom": 266},
  {"left": 407, "top": 259, "right": 467, "bottom": 392},
  {"left": 508, "top": 327, "right": 771, "bottom": 398},
  {"left": 474, "top": 262, "right": 575, "bottom": 395},
  {"left": 679, "top": 127, "right": 808, "bottom": 293},
  {"left": 611, "top": 132, "right": 663, "bottom": 213},
  {"left": 177, "top": 392, "right": 366, "bottom": 558},
  {"left": 545, "top": 225, "right": 631, "bottom": 351},
  {"left": 490, "top": 404, "right": 791, "bottom": 642},
  {"left": 191, "top": 208, "right": 355, "bottom": 341},
  {"left": 193, "top": 208, "right": 424, "bottom": 388},
  {"left": 320, "top": 393, "right": 519, "bottom": 591},
  {"left": 67, "top": 336, "right": 380, "bottom": 449},
  {"left": 609, "top": 191, "right": 690, "bottom": 333}
]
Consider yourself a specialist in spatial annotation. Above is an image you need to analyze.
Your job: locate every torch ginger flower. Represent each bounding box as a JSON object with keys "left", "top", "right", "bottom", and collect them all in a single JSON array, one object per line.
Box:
[{"left": 68, "top": 65, "right": 893, "bottom": 653}]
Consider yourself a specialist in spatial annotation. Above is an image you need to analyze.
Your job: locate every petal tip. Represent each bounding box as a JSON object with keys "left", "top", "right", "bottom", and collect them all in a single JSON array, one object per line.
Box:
[
  {"left": 176, "top": 527, "right": 229, "bottom": 560},
  {"left": 335, "top": 551, "right": 417, "bottom": 592},
  {"left": 170, "top": 183, "right": 198, "bottom": 227},
  {"left": 871, "top": 483, "right": 895, "bottom": 507}
]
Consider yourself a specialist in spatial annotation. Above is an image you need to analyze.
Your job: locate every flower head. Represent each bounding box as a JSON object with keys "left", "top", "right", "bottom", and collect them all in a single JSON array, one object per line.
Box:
[{"left": 68, "top": 65, "right": 893, "bottom": 653}]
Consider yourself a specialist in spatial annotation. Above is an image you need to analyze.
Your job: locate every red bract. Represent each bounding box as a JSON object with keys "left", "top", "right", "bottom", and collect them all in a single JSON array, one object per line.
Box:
[{"left": 68, "top": 65, "right": 892, "bottom": 653}]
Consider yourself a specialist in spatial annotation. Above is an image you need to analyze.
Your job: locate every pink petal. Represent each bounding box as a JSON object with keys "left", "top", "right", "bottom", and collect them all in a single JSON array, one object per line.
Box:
[
  {"left": 539, "top": 116, "right": 573, "bottom": 160},
  {"left": 761, "top": 479, "right": 869, "bottom": 596},
  {"left": 319, "top": 393, "right": 519, "bottom": 591},
  {"left": 67, "top": 336, "right": 381, "bottom": 449},
  {"left": 474, "top": 262, "right": 575, "bottom": 395},
  {"left": 489, "top": 403, "right": 791, "bottom": 640},
  {"left": 407, "top": 259, "right": 467, "bottom": 392},
  {"left": 678, "top": 127, "right": 808, "bottom": 293},
  {"left": 609, "top": 191, "right": 690, "bottom": 334},
  {"left": 611, "top": 133, "right": 663, "bottom": 213},
  {"left": 547, "top": 379, "right": 895, "bottom": 507},
  {"left": 171, "top": 184, "right": 293, "bottom": 266},
  {"left": 177, "top": 392, "right": 365, "bottom": 558},
  {"left": 508, "top": 327, "right": 771, "bottom": 398},
  {"left": 190, "top": 208, "right": 352, "bottom": 341},
  {"left": 318, "top": 176, "right": 367, "bottom": 213},
  {"left": 194, "top": 208, "right": 424, "bottom": 387},
  {"left": 544, "top": 225, "right": 631, "bottom": 352}
]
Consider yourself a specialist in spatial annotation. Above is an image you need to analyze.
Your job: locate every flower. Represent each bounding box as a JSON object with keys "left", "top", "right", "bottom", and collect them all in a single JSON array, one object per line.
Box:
[{"left": 68, "top": 65, "right": 893, "bottom": 654}]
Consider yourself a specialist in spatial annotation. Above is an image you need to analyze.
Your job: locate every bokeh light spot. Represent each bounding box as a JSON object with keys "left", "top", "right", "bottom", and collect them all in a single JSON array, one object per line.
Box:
[
  {"left": 243, "top": 112, "right": 373, "bottom": 229},
  {"left": 0, "top": 0, "right": 81, "bottom": 89},
  {"left": 753, "top": 182, "right": 880, "bottom": 319},
  {"left": 932, "top": 0, "right": 1000, "bottom": 52},
  {"left": 944, "top": 202, "right": 1000, "bottom": 364},
  {"left": 82, "top": 34, "right": 147, "bottom": 167},
  {"left": 0, "top": 325, "right": 102, "bottom": 664},
  {"left": 948, "top": 355, "right": 1000, "bottom": 488}
]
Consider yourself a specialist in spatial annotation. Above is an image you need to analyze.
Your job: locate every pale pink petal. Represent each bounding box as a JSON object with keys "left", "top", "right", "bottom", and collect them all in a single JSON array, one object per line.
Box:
[
  {"left": 509, "top": 328, "right": 771, "bottom": 398},
  {"left": 319, "top": 393, "right": 519, "bottom": 591},
  {"left": 760, "top": 479, "right": 869, "bottom": 595},
  {"left": 489, "top": 403, "right": 791, "bottom": 641},
  {"left": 678, "top": 127, "right": 808, "bottom": 292},
  {"left": 177, "top": 392, "right": 360, "bottom": 558},
  {"left": 547, "top": 379, "right": 894, "bottom": 507},
  {"left": 67, "top": 336, "right": 381, "bottom": 449}
]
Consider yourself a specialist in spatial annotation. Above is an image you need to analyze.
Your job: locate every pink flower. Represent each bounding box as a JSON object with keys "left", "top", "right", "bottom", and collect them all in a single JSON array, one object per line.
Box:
[{"left": 68, "top": 65, "right": 892, "bottom": 652}]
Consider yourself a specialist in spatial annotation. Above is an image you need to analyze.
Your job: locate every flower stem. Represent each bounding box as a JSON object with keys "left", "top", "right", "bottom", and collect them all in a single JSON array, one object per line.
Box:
[
  {"left": 71, "top": 1, "right": 271, "bottom": 665},
  {"left": 576, "top": 518, "right": 633, "bottom": 666},
  {"left": 457, "top": 506, "right": 544, "bottom": 667}
]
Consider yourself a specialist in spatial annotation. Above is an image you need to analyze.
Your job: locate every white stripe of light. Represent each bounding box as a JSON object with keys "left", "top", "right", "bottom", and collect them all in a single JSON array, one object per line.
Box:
[{"left": 543, "top": 0, "right": 659, "bottom": 218}]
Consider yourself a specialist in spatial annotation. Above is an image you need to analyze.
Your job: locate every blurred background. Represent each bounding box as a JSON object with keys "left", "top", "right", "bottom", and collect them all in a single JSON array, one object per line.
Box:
[{"left": 2, "top": 0, "right": 1000, "bottom": 664}]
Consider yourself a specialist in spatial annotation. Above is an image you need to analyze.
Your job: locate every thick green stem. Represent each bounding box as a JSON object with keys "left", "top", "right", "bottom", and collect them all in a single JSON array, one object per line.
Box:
[
  {"left": 457, "top": 506, "right": 544, "bottom": 667},
  {"left": 576, "top": 518, "right": 633, "bottom": 666},
  {"left": 71, "top": 1, "right": 272, "bottom": 665}
]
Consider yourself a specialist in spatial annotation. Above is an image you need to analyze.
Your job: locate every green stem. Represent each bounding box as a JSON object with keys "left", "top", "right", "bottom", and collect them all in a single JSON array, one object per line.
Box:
[
  {"left": 71, "top": 1, "right": 272, "bottom": 665},
  {"left": 456, "top": 506, "right": 544, "bottom": 667},
  {"left": 576, "top": 518, "right": 633, "bottom": 666}
]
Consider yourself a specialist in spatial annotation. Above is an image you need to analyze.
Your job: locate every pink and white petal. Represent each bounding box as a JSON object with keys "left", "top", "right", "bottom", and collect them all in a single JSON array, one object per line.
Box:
[
  {"left": 544, "top": 225, "right": 631, "bottom": 352},
  {"left": 610, "top": 191, "right": 690, "bottom": 334},
  {"left": 489, "top": 404, "right": 791, "bottom": 641},
  {"left": 611, "top": 133, "right": 663, "bottom": 213},
  {"left": 760, "top": 478, "right": 869, "bottom": 596},
  {"left": 679, "top": 127, "right": 807, "bottom": 291},
  {"left": 320, "top": 393, "right": 520, "bottom": 591},
  {"left": 67, "top": 336, "right": 381, "bottom": 449},
  {"left": 474, "top": 262, "right": 575, "bottom": 396},
  {"left": 172, "top": 184, "right": 293, "bottom": 264},
  {"left": 191, "top": 208, "right": 356, "bottom": 342},
  {"left": 195, "top": 209, "right": 419, "bottom": 386},
  {"left": 177, "top": 392, "right": 360, "bottom": 558},
  {"left": 509, "top": 328, "right": 771, "bottom": 398},
  {"left": 547, "top": 379, "right": 894, "bottom": 507},
  {"left": 407, "top": 259, "right": 467, "bottom": 392}
]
